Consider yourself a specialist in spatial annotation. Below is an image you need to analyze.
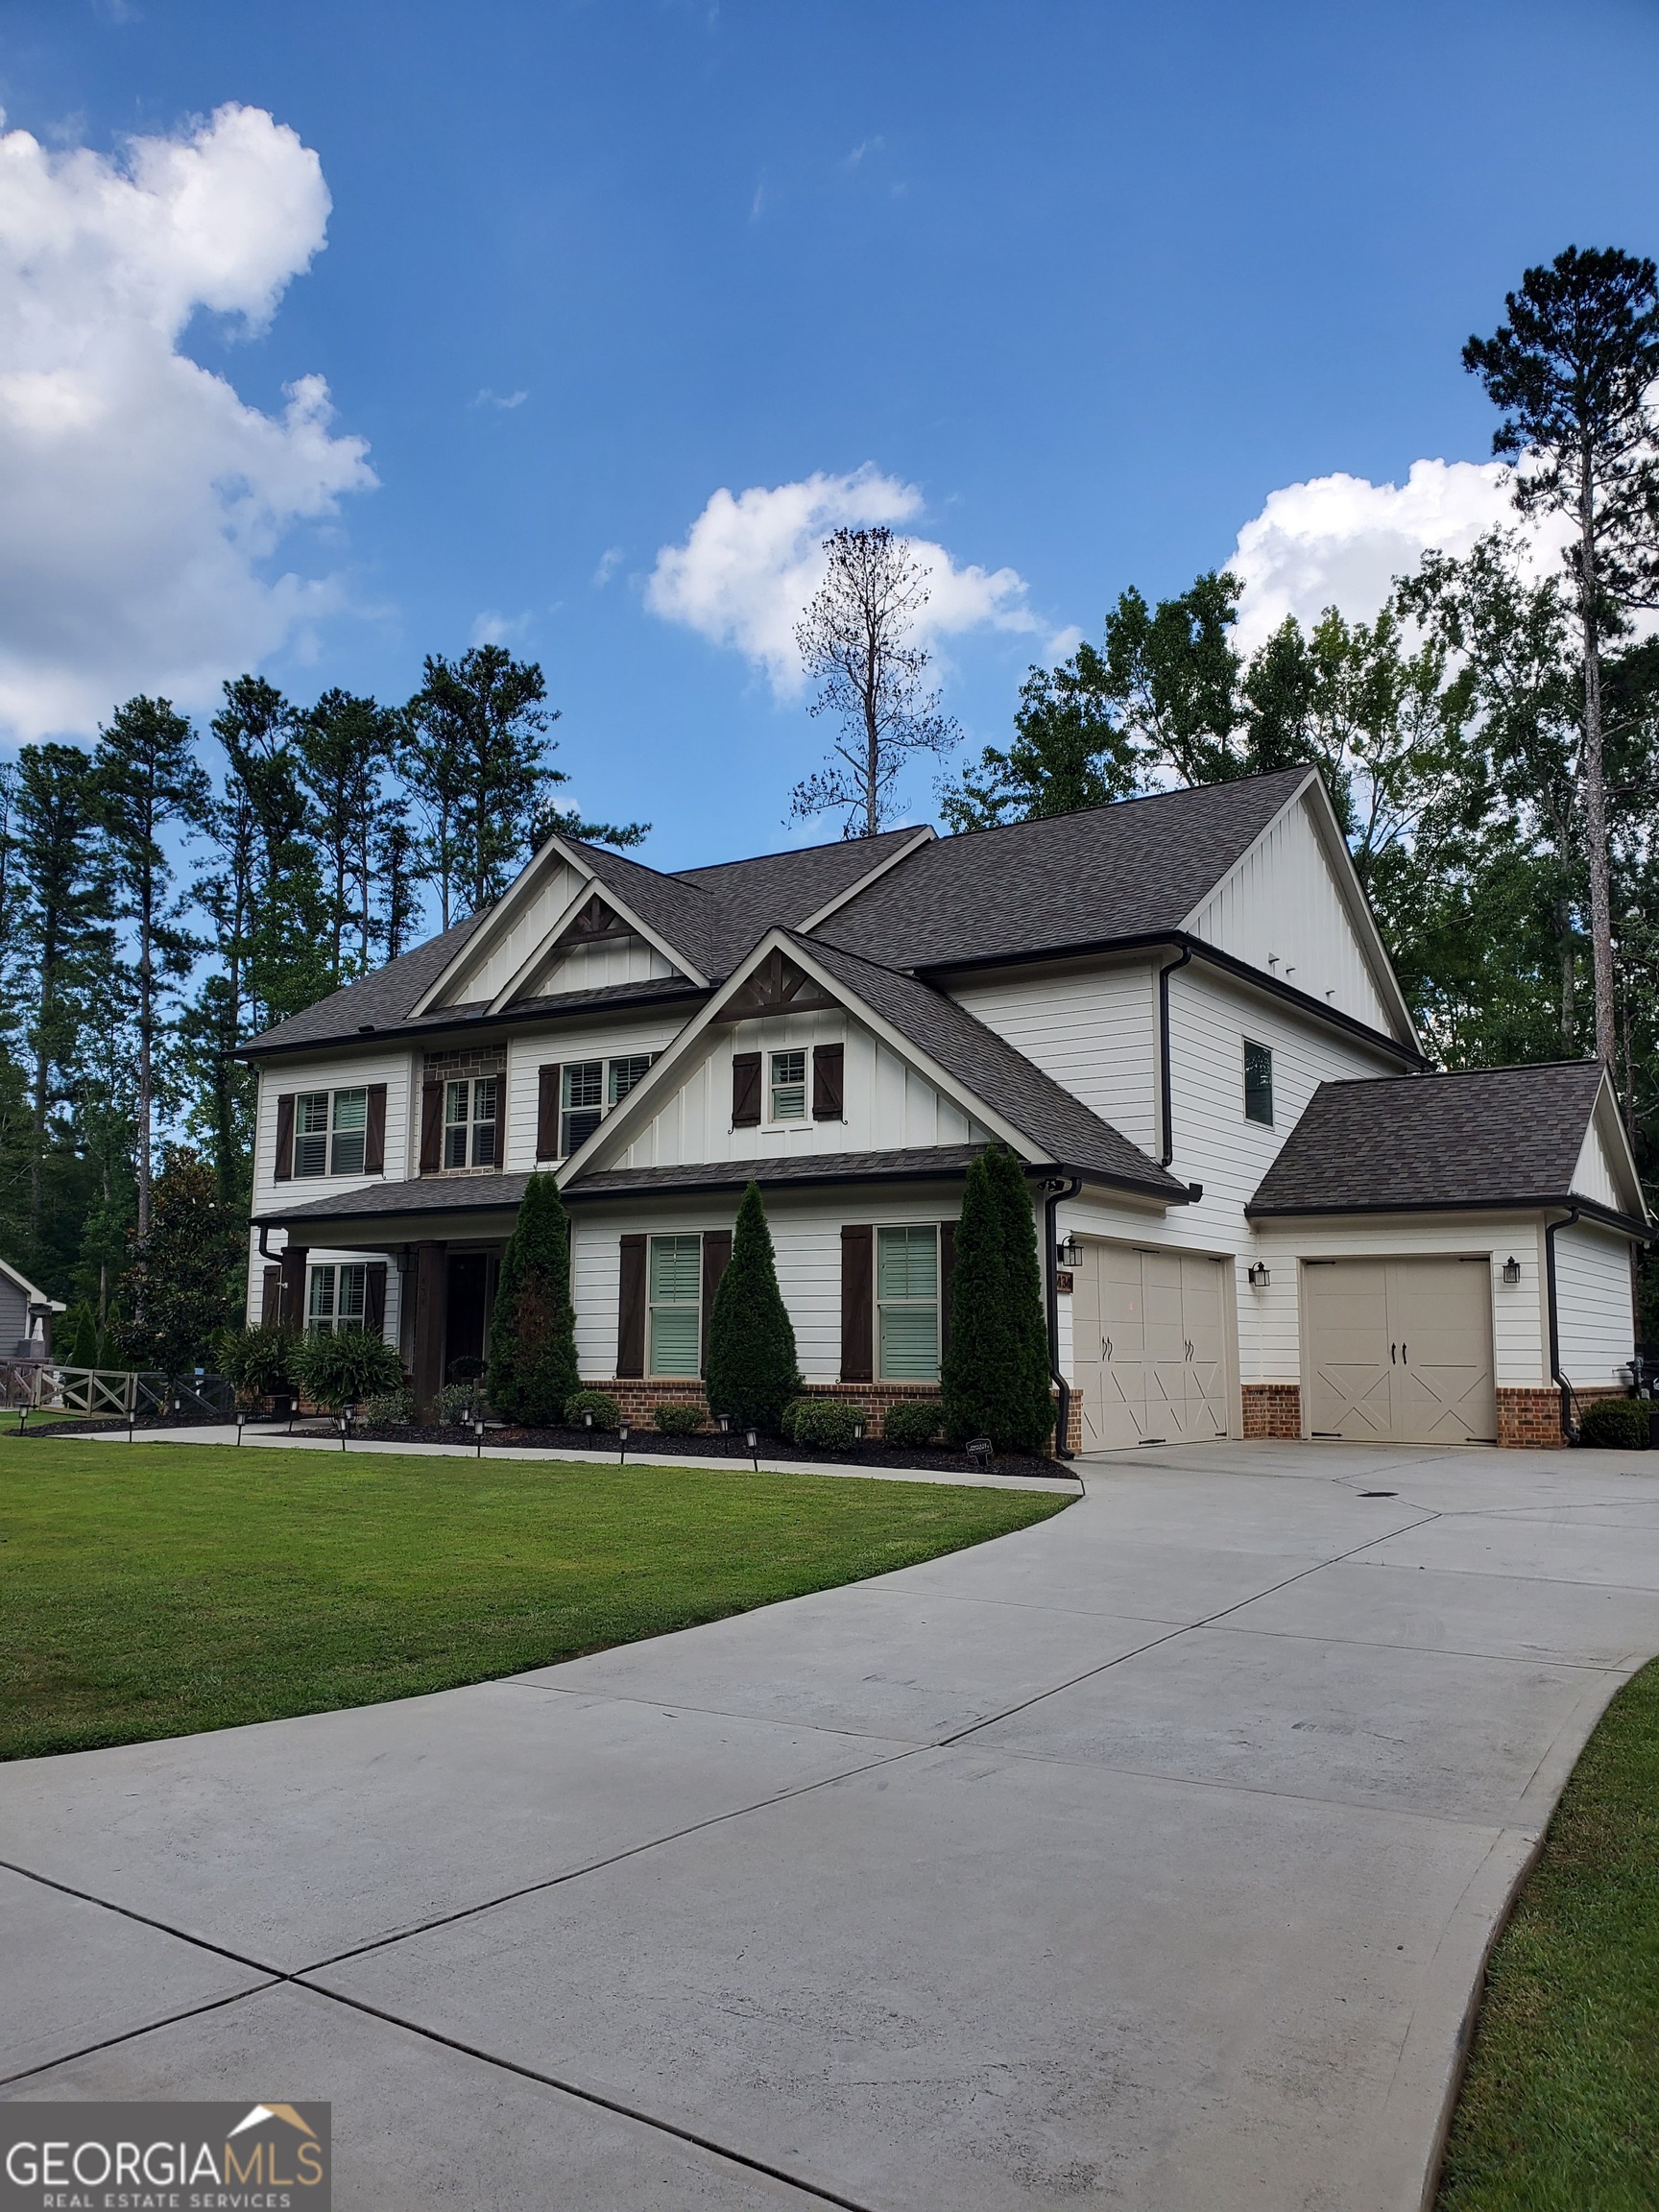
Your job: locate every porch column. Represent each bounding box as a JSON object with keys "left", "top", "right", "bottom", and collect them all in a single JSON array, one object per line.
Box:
[
  {"left": 412, "top": 1240, "right": 447, "bottom": 1424},
  {"left": 278, "top": 1244, "right": 309, "bottom": 1331}
]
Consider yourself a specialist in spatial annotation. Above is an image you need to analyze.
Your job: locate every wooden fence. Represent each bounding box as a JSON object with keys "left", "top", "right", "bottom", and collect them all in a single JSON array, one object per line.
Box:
[{"left": 0, "top": 1362, "right": 233, "bottom": 1419}]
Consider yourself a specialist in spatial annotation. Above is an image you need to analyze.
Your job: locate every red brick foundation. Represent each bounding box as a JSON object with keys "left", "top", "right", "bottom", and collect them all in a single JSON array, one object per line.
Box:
[
  {"left": 1497, "top": 1384, "right": 1627, "bottom": 1448},
  {"left": 1242, "top": 1382, "right": 1302, "bottom": 1439},
  {"left": 585, "top": 1378, "right": 947, "bottom": 1441}
]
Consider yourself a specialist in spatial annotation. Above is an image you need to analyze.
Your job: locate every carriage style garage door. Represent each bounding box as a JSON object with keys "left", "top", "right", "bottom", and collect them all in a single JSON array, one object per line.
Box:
[
  {"left": 1071, "top": 1242, "right": 1233, "bottom": 1450},
  {"left": 1304, "top": 1257, "right": 1497, "bottom": 1445}
]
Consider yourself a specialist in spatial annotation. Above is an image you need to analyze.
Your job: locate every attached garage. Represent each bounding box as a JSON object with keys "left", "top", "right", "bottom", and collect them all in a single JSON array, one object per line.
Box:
[
  {"left": 1071, "top": 1241, "right": 1234, "bottom": 1449},
  {"left": 1303, "top": 1257, "right": 1497, "bottom": 1445}
]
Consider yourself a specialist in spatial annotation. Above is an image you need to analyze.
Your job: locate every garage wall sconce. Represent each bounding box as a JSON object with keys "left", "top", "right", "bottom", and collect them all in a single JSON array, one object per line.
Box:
[
  {"left": 1055, "top": 1233, "right": 1082, "bottom": 1269},
  {"left": 1502, "top": 1256, "right": 1522, "bottom": 1285},
  {"left": 1247, "top": 1262, "right": 1270, "bottom": 1288}
]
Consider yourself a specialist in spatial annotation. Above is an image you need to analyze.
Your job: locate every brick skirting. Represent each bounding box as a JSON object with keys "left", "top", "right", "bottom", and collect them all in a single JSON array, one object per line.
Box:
[
  {"left": 1242, "top": 1382, "right": 1302, "bottom": 1439},
  {"left": 1496, "top": 1384, "right": 1629, "bottom": 1448},
  {"left": 586, "top": 1378, "right": 948, "bottom": 1441}
]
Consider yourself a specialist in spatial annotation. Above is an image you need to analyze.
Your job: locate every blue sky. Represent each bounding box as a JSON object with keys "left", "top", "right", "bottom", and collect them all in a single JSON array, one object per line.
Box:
[{"left": 0, "top": 0, "right": 1655, "bottom": 880}]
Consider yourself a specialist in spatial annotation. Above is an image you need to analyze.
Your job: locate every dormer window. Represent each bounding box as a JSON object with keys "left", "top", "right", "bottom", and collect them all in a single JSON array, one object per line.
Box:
[{"left": 445, "top": 1076, "right": 499, "bottom": 1168}]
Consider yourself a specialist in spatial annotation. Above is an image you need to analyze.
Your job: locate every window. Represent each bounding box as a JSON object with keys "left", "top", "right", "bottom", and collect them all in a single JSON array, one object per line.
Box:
[
  {"left": 289, "top": 1085, "right": 378, "bottom": 1180},
  {"left": 1243, "top": 1041, "right": 1274, "bottom": 1126},
  {"left": 293, "top": 1092, "right": 330, "bottom": 1177},
  {"left": 562, "top": 1061, "right": 604, "bottom": 1155},
  {"left": 770, "top": 1049, "right": 806, "bottom": 1121},
  {"left": 445, "top": 1076, "right": 499, "bottom": 1168},
  {"left": 878, "top": 1225, "right": 940, "bottom": 1381},
  {"left": 649, "top": 1234, "right": 702, "bottom": 1376},
  {"left": 307, "top": 1262, "right": 366, "bottom": 1335},
  {"left": 329, "top": 1089, "right": 368, "bottom": 1176},
  {"left": 610, "top": 1055, "right": 653, "bottom": 1105}
]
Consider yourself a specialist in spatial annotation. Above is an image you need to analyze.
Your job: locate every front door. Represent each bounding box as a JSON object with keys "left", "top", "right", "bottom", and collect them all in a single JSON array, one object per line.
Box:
[{"left": 445, "top": 1252, "right": 494, "bottom": 1380}]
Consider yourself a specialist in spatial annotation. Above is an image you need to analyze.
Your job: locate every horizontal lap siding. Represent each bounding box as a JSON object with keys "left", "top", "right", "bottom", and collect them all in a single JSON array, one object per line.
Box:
[
  {"left": 242, "top": 1229, "right": 403, "bottom": 1346},
  {"left": 947, "top": 963, "right": 1158, "bottom": 1157},
  {"left": 572, "top": 1187, "right": 967, "bottom": 1383},
  {"left": 1554, "top": 1221, "right": 1636, "bottom": 1389},
  {"left": 252, "top": 1050, "right": 418, "bottom": 1209}
]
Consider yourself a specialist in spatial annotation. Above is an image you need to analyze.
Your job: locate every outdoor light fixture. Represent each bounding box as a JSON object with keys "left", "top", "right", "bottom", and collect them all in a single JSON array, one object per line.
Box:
[
  {"left": 15, "top": 1405, "right": 25, "bottom": 1436},
  {"left": 473, "top": 1412, "right": 486, "bottom": 1459},
  {"left": 338, "top": 1403, "right": 355, "bottom": 1453},
  {"left": 745, "top": 1426, "right": 758, "bottom": 1470},
  {"left": 583, "top": 1408, "right": 594, "bottom": 1435},
  {"left": 235, "top": 1407, "right": 247, "bottom": 1446},
  {"left": 716, "top": 1412, "right": 731, "bottom": 1435},
  {"left": 1247, "top": 1262, "right": 1270, "bottom": 1288},
  {"left": 1503, "top": 1256, "right": 1522, "bottom": 1286},
  {"left": 966, "top": 1435, "right": 993, "bottom": 1469},
  {"left": 1056, "top": 1233, "right": 1082, "bottom": 1270},
  {"left": 852, "top": 1417, "right": 866, "bottom": 1444},
  {"left": 618, "top": 1420, "right": 630, "bottom": 1465}
]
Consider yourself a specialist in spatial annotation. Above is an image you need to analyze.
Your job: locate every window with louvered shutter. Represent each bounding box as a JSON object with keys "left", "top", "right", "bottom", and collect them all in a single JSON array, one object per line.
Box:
[{"left": 732, "top": 1052, "right": 761, "bottom": 1127}]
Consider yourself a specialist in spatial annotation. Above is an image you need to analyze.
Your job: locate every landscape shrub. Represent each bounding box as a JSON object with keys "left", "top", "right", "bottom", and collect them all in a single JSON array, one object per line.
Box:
[
  {"left": 792, "top": 1400, "right": 863, "bottom": 1452},
  {"left": 882, "top": 1399, "right": 944, "bottom": 1449},
  {"left": 1578, "top": 1396, "right": 1651, "bottom": 1451},
  {"left": 217, "top": 1323, "right": 298, "bottom": 1404},
  {"left": 63, "top": 1302, "right": 103, "bottom": 1371},
  {"left": 566, "top": 1388, "right": 621, "bottom": 1430},
  {"left": 654, "top": 1401, "right": 707, "bottom": 1434},
  {"left": 440, "top": 1382, "right": 486, "bottom": 1425},
  {"left": 705, "top": 1182, "right": 801, "bottom": 1431},
  {"left": 942, "top": 1145, "right": 1054, "bottom": 1454},
  {"left": 359, "top": 1387, "right": 414, "bottom": 1426},
  {"left": 487, "top": 1172, "right": 581, "bottom": 1425},
  {"left": 779, "top": 1398, "right": 812, "bottom": 1443},
  {"left": 289, "top": 1328, "right": 403, "bottom": 1411}
]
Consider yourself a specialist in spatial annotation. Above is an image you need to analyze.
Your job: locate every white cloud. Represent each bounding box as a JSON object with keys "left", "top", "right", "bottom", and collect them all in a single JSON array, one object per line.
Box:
[
  {"left": 0, "top": 101, "right": 373, "bottom": 740},
  {"left": 1225, "top": 457, "right": 1573, "bottom": 654},
  {"left": 645, "top": 465, "right": 1042, "bottom": 693},
  {"left": 473, "top": 387, "right": 527, "bottom": 410},
  {"left": 592, "top": 544, "right": 624, "bottom": 588}
]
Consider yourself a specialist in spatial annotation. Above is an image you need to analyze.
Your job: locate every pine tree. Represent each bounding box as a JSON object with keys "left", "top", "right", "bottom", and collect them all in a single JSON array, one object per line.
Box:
[
  {"left": 942, "top": 1146, "right": 1054, "bottom": 1453},
  {"left": 705, "top": 1181, "right": 800, "bottom": 1430},
  {"left": 487, "top": 1172, "right": 580, "bottom": 1425},
  {"left": 64, "top": 1301, "right": 101, "bottom": 1369}
]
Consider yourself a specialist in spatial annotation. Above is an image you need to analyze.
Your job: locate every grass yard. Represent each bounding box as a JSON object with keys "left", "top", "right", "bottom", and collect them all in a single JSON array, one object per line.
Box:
[
  {"left": 0, "top": 1435, "right": 1069, "bottom": 1761},
  {"left": 1437, "top": 1655, "right": 1659, "bottom": 2212}
]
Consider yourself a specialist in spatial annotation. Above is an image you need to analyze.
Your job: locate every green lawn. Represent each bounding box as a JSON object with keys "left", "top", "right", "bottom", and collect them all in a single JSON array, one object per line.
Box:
[
  {"left": 1437, "top": 1655, "right": 1659, "bottom": 2212},
  {"left": 0, "top": 1435, "right": 1069, "bottom": 1761}
]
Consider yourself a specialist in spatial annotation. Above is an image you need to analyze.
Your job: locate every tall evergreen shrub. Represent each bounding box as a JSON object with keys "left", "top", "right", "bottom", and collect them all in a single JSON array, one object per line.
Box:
[
  {"left": 487, "top": 1172, "right": 580, "bottom": 1424},
  {"left": 941, "top": 1145, "right": 1055, "bottom": 1453},
  {"left": 705, "top": 1181, "right": 800, "bottom": 1430}
]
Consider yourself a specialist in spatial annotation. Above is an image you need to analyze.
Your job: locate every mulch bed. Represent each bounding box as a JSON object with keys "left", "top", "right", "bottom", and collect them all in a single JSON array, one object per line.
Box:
[{"left": 352, "top": 1420, "right": 1070, "bottom": 1479}]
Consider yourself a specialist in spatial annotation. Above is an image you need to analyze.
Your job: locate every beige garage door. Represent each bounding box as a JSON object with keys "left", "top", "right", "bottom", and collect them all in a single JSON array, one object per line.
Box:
[
  {"left": 1072, "top": 1243, "right": 1233, "bottom": 1450},
  {"left": 1304, "top": 1257, "right": 1496, "bottom": 1444}
]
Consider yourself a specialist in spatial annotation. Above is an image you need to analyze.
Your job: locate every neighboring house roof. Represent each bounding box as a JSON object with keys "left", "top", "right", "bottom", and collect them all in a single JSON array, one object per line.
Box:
[
  {"left": 0, "top": 1254, "right": 65, "bottom": 1313},
  {"left": 1246, "top": 1062, "right": 1649, "bottom": 1231},
  {"left": 812, "top": 768, "right": 1314, "bottom": 971}
]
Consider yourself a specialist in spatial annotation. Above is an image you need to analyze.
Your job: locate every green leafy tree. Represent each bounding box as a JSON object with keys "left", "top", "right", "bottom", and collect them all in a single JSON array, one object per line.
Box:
[
  {"left": 942, "top": 1146, "right": 1053, "bottom": 1453},
  {"left": 939, "top": 646, "right": 1142, "bottom": 830},
  {"left": 487, "top": 1171, "right": 581, "bottom": 1424},
  {"left": 1101, "top": 570, "right": 1245, "bottom": 786},
  {"left": 114, "top": 1146, "right": 243, "bottom": 1380},
  {"left": 704, "top": 1181, "right": 800, "bottom": 1429},
  {"left": 1464, "top": 245, "right": 1659, "bottom": 1069}
]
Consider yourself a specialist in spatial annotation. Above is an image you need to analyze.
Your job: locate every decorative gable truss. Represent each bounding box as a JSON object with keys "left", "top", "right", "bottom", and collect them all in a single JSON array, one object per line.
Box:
[{"left": 408, "top": 835, "right": 709, "bottom": 1016}]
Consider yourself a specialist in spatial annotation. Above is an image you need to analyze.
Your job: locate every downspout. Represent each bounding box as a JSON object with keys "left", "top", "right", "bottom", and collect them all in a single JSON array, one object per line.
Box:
[
  {"left": 1545, "top": 1206, "right": 1580, "bottom": 1442},
  {"left": 1157, "top": 944, "right": 1194, "bottom": 1168},
  {"left": 1044, "top": 1174, "right": 1082, "bottom": 1461}
]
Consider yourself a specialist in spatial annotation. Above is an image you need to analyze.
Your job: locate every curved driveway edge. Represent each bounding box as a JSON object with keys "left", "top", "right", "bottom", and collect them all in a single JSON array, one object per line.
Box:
[{"left": 4, "top": 1440, "right": 1658, "bottom": 2211}]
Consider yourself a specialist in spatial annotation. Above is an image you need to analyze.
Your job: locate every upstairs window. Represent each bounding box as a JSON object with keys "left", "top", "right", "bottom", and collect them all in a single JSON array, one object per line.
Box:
[
  {"left": 610, "top": 1054, "right": 653, "bottom": 1105},
  {"left": 878, "top": 1225, "right": 940, "bottom": 1382},
  {"left": 292, "top": 1089, "right": 369, "bottom": 1178},
  {"left": 308, "top": 1262, "right": 366, "bottom": 1335},
  {"left": 1243, "top": 1041, "right": 1274, "bottom": 1126},
  {"left": 562, "top": 1061, "right": 605, "bottom": 1155},
  {"left": 445, "top": 1076, "right": 499, "bottom": 1168},
  {"left": 648, "top": 1234, "right": 702, "bottom": 1377},
  {"left": 770, "top": 1049, "right": 807, "bottom": 1121}
]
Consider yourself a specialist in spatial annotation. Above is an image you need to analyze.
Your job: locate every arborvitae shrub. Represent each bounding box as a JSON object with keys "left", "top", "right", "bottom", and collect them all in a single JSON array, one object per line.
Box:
[
  {"left": 487, "top": 1172, "right": 581, "bottom": 1426},
  {"left": 704, "top": 1181, "right": 801, "bottom": 1431},
  {"left": 941, "top": 1145, "right": 1055, "bottom": 1454}
]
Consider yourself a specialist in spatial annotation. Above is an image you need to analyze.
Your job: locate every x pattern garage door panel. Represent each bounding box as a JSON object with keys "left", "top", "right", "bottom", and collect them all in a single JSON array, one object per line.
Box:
[
  {"left": 1074, "top": 1242, "right": 1232, "bottom": 1450},
  {"left": 1305, "top": 1256, "right": 1497, "bottom": 1445}
]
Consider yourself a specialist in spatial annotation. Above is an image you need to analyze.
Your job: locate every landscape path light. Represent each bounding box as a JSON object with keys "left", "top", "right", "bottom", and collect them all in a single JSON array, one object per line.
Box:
[
  {"left": 745, "top": 1426, "right": 758, "bottom": 1470},
  {"left": 617, "top": 1420, "right": 630, "bottom": 1466},
  {"left": 235, "top": 1407, "right": 248, "bottom": 1447}
]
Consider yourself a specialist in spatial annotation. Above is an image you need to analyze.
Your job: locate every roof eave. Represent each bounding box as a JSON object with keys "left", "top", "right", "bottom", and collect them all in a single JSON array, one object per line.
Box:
[{"left": 1245, "top": 1192, "right": 1651, "bottom": 1238}]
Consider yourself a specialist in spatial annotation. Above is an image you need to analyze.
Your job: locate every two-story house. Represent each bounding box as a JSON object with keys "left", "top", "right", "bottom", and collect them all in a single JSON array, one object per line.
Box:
[{"left": 244, "top": 766, "right": 1648, "bottom": 1450}]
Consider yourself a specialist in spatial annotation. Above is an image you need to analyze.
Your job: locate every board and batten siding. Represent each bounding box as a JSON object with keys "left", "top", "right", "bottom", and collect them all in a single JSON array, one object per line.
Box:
[
  {"left": 1184, "top": 791, "right": 1394, "bottom": 1033},
  {"left": 571, "top": 1185, "right": 966, "bottom": 1383},
  {"left": 947, "top": 960, "right": 1159, "bottom": 1157},
  {"left": 503, "top": 1019, "right": 685, "bottom": 1170},
  {"left": 431, "top": 857, "right": 588, "bottom": 1005},
  {"left": 1554, "top": 1219, "right": 1636, "bottom": 1389},
  {"left": 1569, "top": 1118, "right": 1630, "bottom": 1214},
  {"left": 604, "top": 1009, "right": 988, "bottom": 1174},
  {"left": 532, "top": 939, "right": 681, "bottom": 997}
]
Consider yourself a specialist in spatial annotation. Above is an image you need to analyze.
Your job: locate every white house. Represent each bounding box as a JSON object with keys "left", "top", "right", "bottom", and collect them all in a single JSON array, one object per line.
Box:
[{"left": 243, "top": 767, "right": 1649, "bottom": 1451}]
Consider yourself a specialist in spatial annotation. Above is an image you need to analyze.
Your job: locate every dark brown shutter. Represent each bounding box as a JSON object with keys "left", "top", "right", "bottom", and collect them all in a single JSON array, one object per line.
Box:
[
  {"left": 812, "top": 1042, "right": 844, "bottom": 1120},
  {"left": 701, "top": 1229, "right": 732, "bottom": 1369},
  {"left": 732, "top": 1051, "right": 761, "bottom": 1127},
  {"left": 536, "top": 1065, "right": 562, "bottom": 1160},
  {"left": 617, "top": 1234, "right": 647, "bottom": 1377},
  {"left": 940, "top": 1220, "right": 956, "bottom": 1362},
  {"left": 363, "top": 1085, "right": 387, "bottom": 1173},
  {"left": 260, "top": 1266, "right": 281, "bottom": 1327},
  {"left": 419, "top": 1080, "right": 443, "bottom": 1173},
  {"left": 840, "top": 1224, "right": 874, "bottom": 1382},
  {"left": 273, "top": 1093, "right": 296, "bottom": 1181},
  {"left": 279, "top": 1245, "right": 309, "bottom": 1330},
  {"left": 364, "top": 1262, "right": 388, "bottom": 1336}
]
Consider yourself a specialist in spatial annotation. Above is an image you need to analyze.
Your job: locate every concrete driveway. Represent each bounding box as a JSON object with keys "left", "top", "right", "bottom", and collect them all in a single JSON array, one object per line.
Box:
[{"left": 5, "top": 1441, "right": 1659, "bottom": 2211}]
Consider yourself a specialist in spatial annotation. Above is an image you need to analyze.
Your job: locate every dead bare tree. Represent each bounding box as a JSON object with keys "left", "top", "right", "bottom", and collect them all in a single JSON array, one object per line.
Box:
[{"left": 789, "top": 526, "right": 961, "bottom": 837}]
